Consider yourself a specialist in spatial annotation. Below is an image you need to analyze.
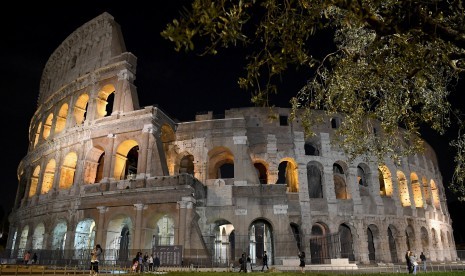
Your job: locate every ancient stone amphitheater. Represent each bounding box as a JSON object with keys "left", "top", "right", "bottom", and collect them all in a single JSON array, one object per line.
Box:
[{"left": 6, "top": 12, "right": 457, "bottom": 267}]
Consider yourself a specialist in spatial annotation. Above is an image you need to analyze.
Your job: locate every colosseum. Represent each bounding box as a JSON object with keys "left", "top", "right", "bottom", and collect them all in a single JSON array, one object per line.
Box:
[{"left": 6, "top": 12, "right": 457, "bottom": 267}]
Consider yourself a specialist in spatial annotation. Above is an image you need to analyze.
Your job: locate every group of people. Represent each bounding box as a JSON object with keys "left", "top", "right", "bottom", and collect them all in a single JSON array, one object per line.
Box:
[
  {"left": 405, "top": 250, "right": 427, "bottom": 274},
  {"left": 132, "top": 251, "right": 160, "bottom": 273},
  {"left": 23, "top": 250, "right": 38, "bottom": 265},
  {"left": 238, "top": 252, "right": 253, "bottom": 272}
]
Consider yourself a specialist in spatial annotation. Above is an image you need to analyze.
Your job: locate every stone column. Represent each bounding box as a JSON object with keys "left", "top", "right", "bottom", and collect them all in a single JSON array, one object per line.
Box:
[
  {"left": 347, "top": 167, "right": 363, "bottom": 214},
  {"left": 96, "top": 206, "right": 108, "bottom": 247},
  {"left": 138, "top": 125, "right": 153, "bottom": 178},
  {"left": 177, "top": 201, "right": 187, "bottom": 247},
  {"left": 133, "top": 203, "right": 146, "bottom": 250},
  {"left": 101, "top": 134, "right": 116, "bottom": 183}
]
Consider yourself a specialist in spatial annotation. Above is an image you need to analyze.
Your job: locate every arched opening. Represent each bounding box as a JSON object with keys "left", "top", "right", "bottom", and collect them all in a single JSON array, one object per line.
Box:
[
  {"left": 420, "top": 227, "right": 429, "bottom": 253},
  {"left": 310, "top": 223, "right": 330, "bottom": 264},
  {"left": 113, "top": 140, "right": 139, "bottom": 180},
  {"left": 208, "top": 147, "right": 234, "bottom": 179},
  {"left": 18, "top": 226, "right": 29, "bottom": 258},
  {"left": 405, "top": 225, "right": 415, "bottom": 250},
  {"left": 55, "top": 103, "right": 68, "bottom": 133},
  {"left": 290, "top": 223, "right": 301, "bottom": 251},
  {"left": 367, "top": 224, "right": 380, "bottom": 263},
  {"left": 40, "top": 159, "right": 56, "bottom": 194},
  {"left": 52, "top": 220, "right": 67, "bottom": 260},
  {"left": 249, "top": 220, "right": 273, "bottom": 265},
  {"left": 28, "top": 166, "right": 40, "bottom": 198},
  {"left": 304, "top": 142, "right": 319, "bottom": 156},
  {"left": 431, "top": 180, "right": 441, "bottom": 210},
  {"left": 307, "top": 162, "right": 323, "bottom": 198},
  {"left": 179, "top": 154, "right": 194, "bottom": 175},
  {"left": 388, "top": 226, "right": 398, "bottom": 263},
  {"left": 155, "top": 215, "right": 175, "bottom": 246},
  {"left": 43, "top": 113, "right": 54, "bottom": 140},
  {"left": 96, "top": 84, "right": 115, "bottom": 118},
  {"left": 397, "top": 171, "right": 411, "bottom": 207},
  {"left": 338, "top": 224, "right": 354, "bottom": 261},
  {"left": 32, "top": 223, "right": 45, "bottom": 250},
  {"left": 59, "top": 152, "right": 78, "bottom": 190},
  {"left": 254, "top": 162, "right": 268, "bottom": 184},
  {"left": 211, "top": 220, "right": 235, "bottom": 266},
  {"left": 410, "top": 172, "right": 423, "bottom": 207},
  {"left": 74, "top": 93, "right": 89, "bottom": 125},
  {"left": 276, "top": 159, "right": 299, "bottom": 192},
  {"left": 333, "top": 163, "right": 349, "bottom": 199},
  {"left": 106, "top": 215, "right": 133, "bottom": 262}
]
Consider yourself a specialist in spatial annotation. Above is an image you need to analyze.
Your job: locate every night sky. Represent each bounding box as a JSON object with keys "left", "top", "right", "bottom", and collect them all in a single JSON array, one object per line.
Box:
[{"left": 1, "top": 2, "right": 464, "bottom": 245}]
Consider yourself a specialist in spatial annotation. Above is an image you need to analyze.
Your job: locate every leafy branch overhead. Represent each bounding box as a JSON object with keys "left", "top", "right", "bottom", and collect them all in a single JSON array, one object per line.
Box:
[{"left": 162, "top": 0, "right": 465, "bottom": 199}]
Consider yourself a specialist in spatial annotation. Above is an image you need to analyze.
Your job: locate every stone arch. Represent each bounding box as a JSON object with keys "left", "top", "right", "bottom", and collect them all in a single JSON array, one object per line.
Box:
[
  {"left": 276, "top": 158, "right": 299, "bottom": 192},
  {"left": 96, "top": 84, "right": 115, "bottom": 118},
  {"left": 52, "top": 220, "right": 68, "bottom": 255},
  {"left": 106, "top": 214, "right": 133, "bottom": 261},
  {"left": 379, "top": 165, "right": 393, "bottom": 197},
  {"left": 310, "top": 222, "right": 330, "bottom": 264},
  {"left": 304, "top": 141, "right": 319, "bottom": 156},
  {"left": 211, "top": 219, "right": 235, "bottom": 265},
  {"left": 208, "top": 146, "right": 234, "bottom": 179},
  {"left": 333, "top": 161, "right": 349, "bottom": 199},
  {"left": 41, "top": 159, "right": 56, "bottom": 194},
  {"left": 367, "top": 224, "right": 381, "bottom": 263},
  {"left": 357, "top": 163, "right": 370, "bottom": 187},
  {"left": 74, "top": 93, "right": 89, "bottom": 125},
  {"left": 338, "top": 223, "right": 355, "bottom": 261},
  {"left": 405, "top": 225, "right": 416, "bottom": 250},
  {"left": 410, "top": 172, "right": 423, "bottom": 207},
  {"left": 290, "top": 222, "right": 302, "bottom": 251},
  {"left": 422, "top": 176, "right": 431, "bottom": 206},
  {"left": 430, "top": 180, "right": 440, "bottom": 210},
  {"left": 114, "top": 139, "right": 139, "bottom": 180},
  {"left": 249, "top": 219, "right": 273, "bottom": 265},
  {"left": 18, "top": 225, "right": 29, "bottom": 258},
  {"left": 307, "top": 161, "right": 323, "bottom": 198},
  {"left": 253, "top": 161, "right": 268, "bottom": 184},
  {"left": 397, "top": 170, "right": 411, "bottom": 207},
  {"left": 55, "top": 103, "right": 68, "bottom": 133},
  {"left": 84, "top": 146, "right": 105, "bottom": 184},
  {"left": 29, "top": 166, "right": 41, "bottom": 197},
  {"left": 179, "top": 154, "right": 195, "bottom": 175},
  {"left": 74, "top": 218, "right": 96, "bottom": 251},
  {"left": 43, "top": 113, "right": 54, "bottom": 140},
  {"left": 420, "top": 227, "right": 429, "bottom": 253},
  {"left": 59, "top": 152, "right": 78, "bottom": 189},
  {"left": 387, "top": 225, "right": 399, "bottom": 263},
  {"left": 32, "top": 222, "right": 45, "bottom": 250}
]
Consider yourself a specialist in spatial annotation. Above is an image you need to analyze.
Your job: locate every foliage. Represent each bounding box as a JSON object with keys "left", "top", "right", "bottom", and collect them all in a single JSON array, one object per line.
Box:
[{"left": 162, "top": 0, "right": 465, "bottom": 199}]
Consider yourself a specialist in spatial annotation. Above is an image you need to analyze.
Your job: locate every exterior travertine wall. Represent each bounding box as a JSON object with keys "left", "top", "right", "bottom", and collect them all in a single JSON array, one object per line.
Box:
[{"left": 7, "top": 12, "right": 456, "bottom": 266}]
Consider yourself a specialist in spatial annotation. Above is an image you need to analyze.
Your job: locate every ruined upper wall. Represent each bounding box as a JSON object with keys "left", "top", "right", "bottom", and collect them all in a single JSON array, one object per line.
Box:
[{"left": 38, "top": 12, "right": 126, "bottom": 105}]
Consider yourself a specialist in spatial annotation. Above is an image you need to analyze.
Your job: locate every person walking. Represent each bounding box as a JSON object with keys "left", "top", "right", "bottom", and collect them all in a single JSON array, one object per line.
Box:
[
  {"left": 298, "top": 251, "right": 306, "bottom": 273},
  {"left": 247, "top": 254, "right": 253, "bottom": 272},
  {"left": 148, "top": 253, "right": 154, "bottom": 271},
  {"left": 261, "top": 251, "right": 269, "bottom": 272},
  {"left": 32, "top": 253, "right": 38, "bottom": 264},
  {"left": 420, "top": 252, "right": 427, "bottom": 272},
  {"left": 239, "top": 252, "right": 246, "bottom": 272},
  {"left": 405, "top": 250, "right": 412, "bottom": 273}
]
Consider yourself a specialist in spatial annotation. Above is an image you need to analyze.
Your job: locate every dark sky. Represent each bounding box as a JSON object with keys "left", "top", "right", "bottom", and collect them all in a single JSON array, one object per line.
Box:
[{"left": 1, "top": 2, "right": 464, "bottom": 243}]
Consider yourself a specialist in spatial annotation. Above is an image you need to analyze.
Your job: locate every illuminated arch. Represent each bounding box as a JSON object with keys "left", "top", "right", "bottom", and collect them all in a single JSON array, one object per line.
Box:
[
  {"left": 28, "top": 166, "right": 41, "bottom": 197},
  {"left": 114, "top": 140, "right": 139, "bottom": 180},
  {"left": 333, "top": 162, "right": 349, "bottom": 199},
  {"left": 41, "top": 159, "right": 56, "bottom": 194},
  {"left": 379, "top": 165, "right": 393, "bottom": 197},
  {"left": 397, "top": 171, "right": 411, "bottom": 207},
  {"left": 155, "top": 215, "right": 175, "bottom": 246},
  {"left": 75, "top": 219, "right": 96, "bottom": 251},
  {"left": 43, "top": 113, "right": 54, "bottom": 139},
  {"left": 74, "top": 93, "right": 89, "bottom": 125},
  {"left": 422, "top": 176, "right": 432, "bottom": 205},
  {"left": 96, "top": 84, "right": 115, "bottom": 118},
  {"left": 249, "top": 219, "right": 273, "bottom": 265},
  {"left": 52, "top": 220, "right": 68, "bottom": 252},
  {"left": 430, "top": 180, "right": 441, "bottom": 210},
  {"left": 59, "top": 152, "right": 78, "bottom": 189},
  {"left": 277, "top": 158, "right": 299, "bottom": 192},
  {"left": 18, "top": 225, "right": 29, "bottom": 257},
  {"left": 55, "top": 103, "right": 68, "bottom": 133},
  {"left": 410, "top": 172, "right": 423, "bottom": 207}
]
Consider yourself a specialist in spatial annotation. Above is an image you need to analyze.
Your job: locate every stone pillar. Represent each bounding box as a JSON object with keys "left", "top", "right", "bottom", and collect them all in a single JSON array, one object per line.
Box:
[
  {"left": 266, "top": 134, "right": 278, "bottom": 184},
  {"left": 101, "top": 134, "right": 116, "bottom": 183},
  {"left": 133, "top": 203, "right": 146, "bottom": 250},
  {"left": 177, "top": 201, "right": 187, "bottom": 247},
  {"left": 348, "top": 167, "right": 363, "bottom": 214},
  {"left": 138, "top": 125, "right": 153, "bottom": 178},
  {"left": 96, "top": 206, "right": 108, "bottom": 247},
  {"left": 115, "top": 69, "right": 137, "bottom": 114},
  {"left": 233, "top": 135, "right": 256, "bottom": 185}
]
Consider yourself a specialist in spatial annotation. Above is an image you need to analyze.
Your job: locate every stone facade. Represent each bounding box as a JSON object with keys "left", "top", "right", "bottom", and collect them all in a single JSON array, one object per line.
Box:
[{"left": 7, "top": 12, "right": 456, "bottom": 266}]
